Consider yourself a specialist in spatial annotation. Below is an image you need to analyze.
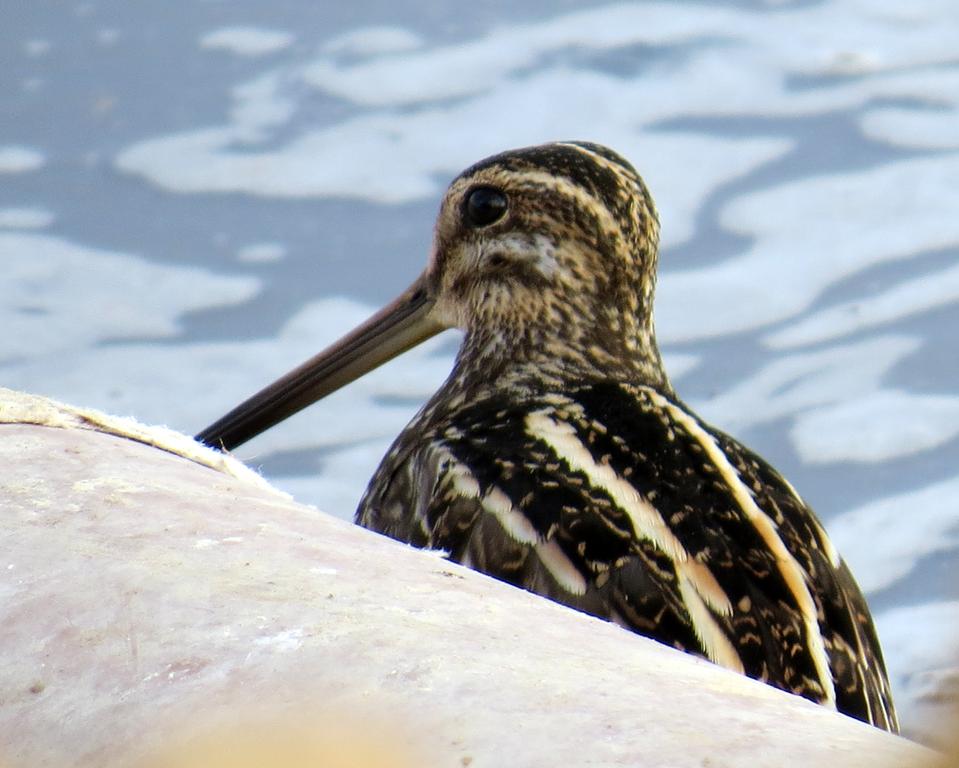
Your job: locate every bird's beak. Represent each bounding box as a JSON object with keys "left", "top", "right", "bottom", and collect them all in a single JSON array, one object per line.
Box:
[{"left": 196, "top": 274, "right": 442, "bottom": 451}]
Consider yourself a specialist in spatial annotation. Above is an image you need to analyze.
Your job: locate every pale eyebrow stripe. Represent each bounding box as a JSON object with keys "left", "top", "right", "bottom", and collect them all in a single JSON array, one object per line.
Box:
[{"left": 491, "top": 167, "right": 625, "bottom": 242}]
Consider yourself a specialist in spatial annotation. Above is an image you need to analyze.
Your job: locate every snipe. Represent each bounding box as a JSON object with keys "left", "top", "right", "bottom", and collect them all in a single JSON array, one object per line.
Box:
[{"left": 197, "top": 142, "right": 897, "bottom": 731}]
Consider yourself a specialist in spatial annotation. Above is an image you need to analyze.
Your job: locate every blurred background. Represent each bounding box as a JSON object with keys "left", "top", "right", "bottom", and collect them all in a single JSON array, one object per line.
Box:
[{"left": 2, "top": 0, "right": 957, "bottom": 744}]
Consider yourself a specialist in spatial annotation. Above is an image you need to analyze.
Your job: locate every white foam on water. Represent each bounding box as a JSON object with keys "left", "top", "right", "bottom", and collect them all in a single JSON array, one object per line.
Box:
[
  {"left": 859, "top": 65, "right": 959, "bottom": 150},
  {"left": 97, "top": 28, "right": 120, "bottom": 47},
  {"left": 874, "top": 601, "right": 959, "bottom": 743},
  {"left": 0, "top": 207, "right": 54, "bottom": 229},
  {"left": 662, "top": 352, "right": 699, "bottom": 381},
  {"left": 322, "top": 27, "right": 423, "bottom": 56},
  {"left": 0, "top": 146, "right": 45, "bottom": 174},
  {"left": 199, "top": 26, "right": 294, "bottom": 57},
  {"left": 864, "top": 104, "right": 959, "bottom": 151},
  {"left": 23, "top": 39, "right": 51, "bottom": 57},
  {"left": 116, "top": 92, "right": 789, "bottom": 249},
  {"left": 693, "top": 335, "right": 919, "bottom": 433},
  {"left": 829, "top": 477, "right": 959, "bottom": 594},
  {"left": 231, "top": 73, "right": 298, "bottom": 136},
  {"left": 114, "top": 0, "right": 959, "bottom": 290},
  {"left": 792, "top": 390, "right": 959, "bottom": 464},
  {"left": 237, "top": 242, "right": 286, "bottom": 263},
  {"left": 1, "top": 232, "right": 258, "bottom": 364},
  {"left": 766, "top": 260, "right": 959, "bottom": 349},
  {"left": 300, "top": 3, "right": 959, "bottom": 109},
  {"left": 658, "top": 153, "right": 959, "bottom": 342}
]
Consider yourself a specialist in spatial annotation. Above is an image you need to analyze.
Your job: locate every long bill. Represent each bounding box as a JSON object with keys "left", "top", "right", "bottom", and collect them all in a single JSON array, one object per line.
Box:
[{"left": 196, "top": 276, "right": 443, "bottom": 452}]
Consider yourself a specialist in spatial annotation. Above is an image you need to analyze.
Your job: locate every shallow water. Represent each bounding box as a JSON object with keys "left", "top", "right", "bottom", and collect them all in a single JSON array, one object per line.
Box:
[{"left": 3, "top": 0, "right": 958, "bottom": 742}]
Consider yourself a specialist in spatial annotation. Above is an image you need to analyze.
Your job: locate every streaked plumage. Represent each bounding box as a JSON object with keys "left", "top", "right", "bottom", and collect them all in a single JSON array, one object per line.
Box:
[{"left": 197, "top": 141, "right": 897, "bottom": 731}]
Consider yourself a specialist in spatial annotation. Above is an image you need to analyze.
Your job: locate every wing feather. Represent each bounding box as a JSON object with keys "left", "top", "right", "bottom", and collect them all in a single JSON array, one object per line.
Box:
[{"left": 356, "top": 380, "right": 897, "bottom": 731}]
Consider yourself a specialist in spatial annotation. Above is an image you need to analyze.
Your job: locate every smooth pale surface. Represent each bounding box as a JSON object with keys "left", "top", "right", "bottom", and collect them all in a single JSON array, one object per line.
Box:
[{"left": 0, "top": 390, "right": 933, "bottom": 767}]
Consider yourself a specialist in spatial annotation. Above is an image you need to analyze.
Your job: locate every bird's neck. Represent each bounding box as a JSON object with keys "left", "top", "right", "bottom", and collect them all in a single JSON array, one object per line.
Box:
[{"left": 445, "top": 319, "right": 673, "bottom": 401}]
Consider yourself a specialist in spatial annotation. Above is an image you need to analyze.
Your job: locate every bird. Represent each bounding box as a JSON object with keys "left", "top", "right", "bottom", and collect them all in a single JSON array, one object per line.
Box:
[{"left": 197, "top": 141, "right": 898, "bottom": 731}]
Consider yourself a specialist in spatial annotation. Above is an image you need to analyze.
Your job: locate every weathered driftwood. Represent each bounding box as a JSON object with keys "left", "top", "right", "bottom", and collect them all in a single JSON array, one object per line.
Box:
[{"left": 0, "top": 388, "right": 934, "bottom": 767}]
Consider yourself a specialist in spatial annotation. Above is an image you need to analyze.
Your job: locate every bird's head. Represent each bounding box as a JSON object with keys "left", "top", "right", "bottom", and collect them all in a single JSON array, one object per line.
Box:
[
  {"left": 424, "top": 142, "right": 660, "bottom": 371},
  {"left": 197, "top": 142, "right": 667, "bottom": 451}
]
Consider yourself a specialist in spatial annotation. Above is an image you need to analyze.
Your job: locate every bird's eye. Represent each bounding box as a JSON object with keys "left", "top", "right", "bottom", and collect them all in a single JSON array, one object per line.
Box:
[{"left": 464, "top": 186, "right": 508, "bottom": 227}]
